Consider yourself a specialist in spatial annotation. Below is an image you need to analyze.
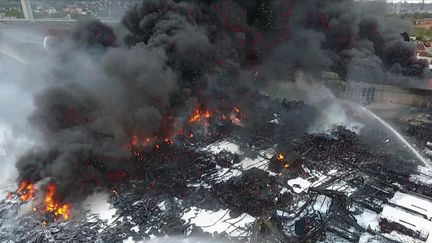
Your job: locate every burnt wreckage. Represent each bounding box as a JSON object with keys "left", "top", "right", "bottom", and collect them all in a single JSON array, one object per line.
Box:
[
  {"left": 2, "top": 0, "right": 432, "bottom": 242},
  {"left": 1, "top": 95, "right": 432, "bottom": 243}
]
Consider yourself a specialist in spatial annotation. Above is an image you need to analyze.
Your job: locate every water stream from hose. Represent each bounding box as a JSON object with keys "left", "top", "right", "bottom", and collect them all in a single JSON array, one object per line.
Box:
[{"left": 357, "top": 105, "right": 430, "bottom": 167}]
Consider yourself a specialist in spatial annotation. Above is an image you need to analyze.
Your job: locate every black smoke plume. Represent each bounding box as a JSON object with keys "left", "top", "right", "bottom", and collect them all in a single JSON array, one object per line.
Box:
[
  {"left": 15, "top": 0, "right": 427, "bottom": 206},
  {"left": 257, "top": 0, "right": 428, "bottom": 84}
]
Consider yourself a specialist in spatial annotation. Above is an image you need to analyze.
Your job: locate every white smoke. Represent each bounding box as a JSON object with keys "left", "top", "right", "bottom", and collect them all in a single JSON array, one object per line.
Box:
[
  {"left": 294, "top": 72, "right": 364, "bottom": 134},
  {"left": 0, "top": 27, "right": 51, "bottom": 191}
]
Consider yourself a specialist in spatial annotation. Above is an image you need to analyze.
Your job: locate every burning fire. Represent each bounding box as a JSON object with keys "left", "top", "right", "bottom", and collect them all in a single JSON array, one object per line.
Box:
[
  {"left": 10, "top": 181, "right": 71, "bottom": 221},
  {"left": 231, "top": 107, "right": 245, "bottom": 126},
  {"left": 188, "top": 108, "right": 212, "bottom": 123},
  {"left": 44, "top": 184, "right": 71, "bottom": 221},
  {"left": 277, "top": 153, "right": 285, "bottom": 161},
  {"left": 276, "top": 153, "right": 289, "bottom": 169},
  {"left": 126, "top": 105, "right": 248, "bottom": 153},
  {"left": 17, "top": 181, "right": 35, "bottom": 202},
  {"left": 130, "top": 135, "right": 155, "bottom": 147}
]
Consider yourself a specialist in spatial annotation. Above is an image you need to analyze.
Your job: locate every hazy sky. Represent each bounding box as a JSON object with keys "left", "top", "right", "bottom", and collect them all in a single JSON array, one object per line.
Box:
[{"left": 388, "top": 0, "right": 432, "bottom": 2}]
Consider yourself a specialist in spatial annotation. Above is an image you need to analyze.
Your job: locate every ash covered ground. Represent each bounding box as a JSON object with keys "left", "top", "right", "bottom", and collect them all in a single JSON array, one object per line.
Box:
[
  {"left": 1, "top": 0, "right": 432, "bottom": 242},
  {"left": 2, "top": 96, "right": 432, "bottom": 243}
]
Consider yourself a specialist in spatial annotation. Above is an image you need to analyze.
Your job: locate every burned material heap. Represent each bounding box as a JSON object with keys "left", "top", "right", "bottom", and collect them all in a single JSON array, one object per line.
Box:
[
  {"left": 2, "top": 95, "right": 432, "bottom": 243},
  {"left": 1, "top": 0, "right": 432, "bottom": 242}
]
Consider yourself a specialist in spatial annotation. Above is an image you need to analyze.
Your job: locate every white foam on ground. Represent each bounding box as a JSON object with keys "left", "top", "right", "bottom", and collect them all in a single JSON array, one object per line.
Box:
[
  {"left": 82, "top": 192, "right": 117, "bottom": 224},
  {"left": 358, "top": 232, "right": 385, "bottom": 243},
  {"left": 411, "top": 165, "right": 432, "bottom": 185},
  {"left": 424, "top": 147, "right": 432, "bottom": 156},
  {"left": 201, "top": 140, "right": 276, "bottom": 183},
  {"left": 287, "top": 177, "right": 312, "bottom": 193},
  {"left": 210, "top": 167, "right": 242, "bottom": 183},
  {"left": 354, "top": 209, "right": 380, "bottom": 231},
  {"left": 158, "top": 201, "right": 166, "bottom": 211},
  {"left": 202, "top": 141, "right": 241, "bottom": 155},
  {"left": 326, "top": 182, "right": 357, "bottom": 196},
  {"left": 269, "top": 118, "right": 280, "bottom": 124},
  {"left": 143, "top": 236, "right": 230, "bottom": 243},
  {"left": 124, "top": 236, "right": 143, "bottom": 243},
  {"left": 182, "top": 207, "right": 255, "bottom": 237},
  {"left": 309, "top": 169, "right": 339, "bottom": 188},
  {"left": 313, "top": 195, "right": 332, "bottom": 214},
  {"left": 239, "top": 148, "right": 275, "bottom": 171}
]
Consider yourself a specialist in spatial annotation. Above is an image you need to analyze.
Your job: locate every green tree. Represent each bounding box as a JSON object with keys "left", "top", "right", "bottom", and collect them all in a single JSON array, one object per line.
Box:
[{"left": 5, "top": 9, "right": 24, "bottom": 18}]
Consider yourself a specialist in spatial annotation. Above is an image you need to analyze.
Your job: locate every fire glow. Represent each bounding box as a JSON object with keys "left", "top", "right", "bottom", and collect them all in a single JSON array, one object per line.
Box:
[
  {"left": 188, "top": 108, "right": 212, "bottom": 123},
  {"left": 127, "top": 135, "right": 173, "bottom": 155},
  {"left": 231, "top": 107, "right": 245, "bottom": 126},
  {"left": 126, "top": 106, "right": 248, "bottom": 155},
  {"left": 17, "top": 181, "right": 35, "bottom": 202},
  {"left": 12, "top": 181, "right": 71, "bottom": 221},
  {"left": 130, "top": 135, "right": 157, "bottom": 147},
  {"left": 277, "top": 153, "right": 285, "bottom": 161},
  {"left": 44, "top": 184, "right": 71, "bottom": 221}
]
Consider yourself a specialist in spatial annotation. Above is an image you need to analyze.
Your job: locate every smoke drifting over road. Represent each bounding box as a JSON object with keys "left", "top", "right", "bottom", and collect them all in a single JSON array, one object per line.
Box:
[{"left": 12, "top": 0, "right": 427, "bottom": 206}]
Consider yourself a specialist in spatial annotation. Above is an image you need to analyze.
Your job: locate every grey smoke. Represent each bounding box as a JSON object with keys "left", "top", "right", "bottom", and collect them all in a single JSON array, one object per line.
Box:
[
  {"left": 259, "top": 0, "right": 427, "bottom": 85},
  {"left": 15, "top": 0, "right": 248, "bottom": 202},
  {"left": 0, "top": 27, "right": 46, "bottom": 188},
  {"left": 11, "top": 0, "right": 428, "bottom": 206}
]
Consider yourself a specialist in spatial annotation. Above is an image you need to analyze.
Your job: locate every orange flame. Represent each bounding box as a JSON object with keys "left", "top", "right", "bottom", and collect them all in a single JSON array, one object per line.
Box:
[
  {"left": 44, "top": 184, "right": 71, "bottom": 221},
  {"left": 231, "top": 107, "right": 245, "bottom": 125},
  {"left": 204, "top": 110, "right": 211, "bottom": 119},
  {"left": 283, "top": 163, "right": 290, "bottom": 169},
  {"left": 12, "top": 182, "right": 72, "bottom": 221},
  {"left": 277, "top": 153, "right": 285, "bottom": 161},
  {"left": 17, "top": 181, "right": 35, "bottom": 202},
  {"left": 131, "top": 135, "right": 139, "bottom": 146},
  {"left": 189, "top": 108, "right": 212, "bottom": 123},
  {"left": 189, "top": 109, "right": 201, "bottom": 123},
  {"left": 164, "top": 138, "right": 172, "bottom": 145}
]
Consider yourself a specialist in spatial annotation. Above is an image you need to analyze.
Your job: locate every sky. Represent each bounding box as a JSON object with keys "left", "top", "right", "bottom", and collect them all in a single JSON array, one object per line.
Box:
[
  {"left": 387, "top": 0, "right": 432, "bottom": 2},
  {"left": 387, "top": 0, "right": 432, "bottom": 3}
]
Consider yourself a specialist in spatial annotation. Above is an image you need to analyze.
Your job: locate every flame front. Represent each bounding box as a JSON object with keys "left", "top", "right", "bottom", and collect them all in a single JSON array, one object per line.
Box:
[
  {"left": 44, "top": 184, "right": 71, "bottom": 221},
  {"left": 17, "top": 181, "right": 36, "bottom": 202},
  {"left": 277, "top": 153, "right": 285, "bottom": 161},
  {"left": 189, "top": 108, "right": 212, "bottom": 123},
  {"left": 11, "top": 182, "right": 71, "bottom": 221},
  {"left": 231, "top": 107, "right": 245, "bottom": 125}
]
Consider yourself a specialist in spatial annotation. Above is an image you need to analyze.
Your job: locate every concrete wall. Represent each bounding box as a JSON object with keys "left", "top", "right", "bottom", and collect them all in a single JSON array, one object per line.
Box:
[{"left": 325, "top": 79, "right": 432, "bottom": 108}]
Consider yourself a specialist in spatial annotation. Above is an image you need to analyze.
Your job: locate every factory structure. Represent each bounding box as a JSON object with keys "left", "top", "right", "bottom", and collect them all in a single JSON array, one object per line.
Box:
[{"left": 320, "top": 72, "right": 432, "bottom": 109}]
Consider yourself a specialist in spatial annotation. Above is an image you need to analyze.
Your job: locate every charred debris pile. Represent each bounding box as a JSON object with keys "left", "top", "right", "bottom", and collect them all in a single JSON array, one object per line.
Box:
[
  {"left": 2, "top": 0, "right": 432, "bottom": 242},
  {"left": 2, "top": 96, "right": 432, "bottom": 243}
]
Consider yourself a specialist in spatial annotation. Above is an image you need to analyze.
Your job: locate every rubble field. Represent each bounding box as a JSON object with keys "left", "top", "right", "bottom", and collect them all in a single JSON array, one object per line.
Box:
[{"left": 1, "top": 98, "right": 432, "bottom": 243}]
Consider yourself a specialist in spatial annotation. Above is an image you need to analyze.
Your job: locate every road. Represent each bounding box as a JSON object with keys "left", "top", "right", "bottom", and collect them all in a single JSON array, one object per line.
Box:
[{"left": 0, "top": 18, "right": 119, "bottom": 31}]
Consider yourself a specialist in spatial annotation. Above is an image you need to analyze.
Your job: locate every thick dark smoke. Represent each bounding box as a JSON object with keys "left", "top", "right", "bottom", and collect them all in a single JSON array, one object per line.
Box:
[
  {"left": 15, "top": 0, "right": 427, "bottom": 205},
  {"left": 16, "top": 0, "right": 250, "bottom": 203},
  {"left": 259, "top": 0, "right": 428, "bottom": 85}
]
